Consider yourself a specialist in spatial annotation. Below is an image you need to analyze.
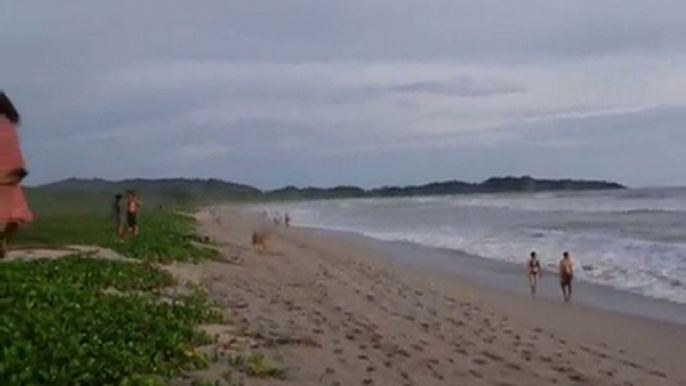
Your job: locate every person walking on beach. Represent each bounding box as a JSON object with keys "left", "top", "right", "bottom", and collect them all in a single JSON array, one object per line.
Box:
[
  {"left": 559, "top": 251, "right": 574, "bottom": 302},
  {"left": 284, "top": 212, "right": 291, "bottom": 227},
  {"left": 112, "top": 193, "right": 124, "bottom": 240},
  {"left": 0, "top": 92, "right": 33, "bottom": 258},
  {"left": 528, "top": 251, "right": 542, "bottom": 298},
  {"left": 126, "top": 190, "right": 140, "bottom": 237}
]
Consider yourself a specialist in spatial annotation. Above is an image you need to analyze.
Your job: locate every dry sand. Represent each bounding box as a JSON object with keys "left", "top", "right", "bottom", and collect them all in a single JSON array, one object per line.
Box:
[{"left": 190, "top": 208, "right": 686, "bottom": 386}]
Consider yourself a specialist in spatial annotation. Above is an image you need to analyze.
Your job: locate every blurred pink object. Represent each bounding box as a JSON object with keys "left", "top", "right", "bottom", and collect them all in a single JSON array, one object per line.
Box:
[{"left": 0, "top": 116, "right": 33, "bottom": 225}]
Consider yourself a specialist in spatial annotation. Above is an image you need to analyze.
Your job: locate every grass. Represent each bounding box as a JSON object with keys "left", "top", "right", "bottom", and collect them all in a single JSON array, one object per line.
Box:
[
  {"left": 1, "top": 191, "right": 225, "bottom": 386},
  {"left": 12, "top": 209, "right": 219, "bottom": 263}
]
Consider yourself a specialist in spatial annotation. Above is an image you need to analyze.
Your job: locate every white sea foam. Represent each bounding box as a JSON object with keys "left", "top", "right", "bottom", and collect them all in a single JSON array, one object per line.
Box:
[{"left": 254, "top": 188, "right": 686, "bottom": 304}]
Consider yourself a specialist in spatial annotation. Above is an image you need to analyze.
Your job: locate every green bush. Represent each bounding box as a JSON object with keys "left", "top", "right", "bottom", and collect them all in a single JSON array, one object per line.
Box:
[{"left": 0, "top": 257, "right": 220, "bottom": 386}]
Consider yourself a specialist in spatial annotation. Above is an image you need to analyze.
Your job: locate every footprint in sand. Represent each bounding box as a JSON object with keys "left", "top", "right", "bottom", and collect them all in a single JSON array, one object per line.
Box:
[
  {"left": 472, "top": 358, "right": 488, "bottom": 366},
  {"left": 646, "top": 369, "right": 668, "bottom": 379},
  {"left": 520, "top": 350, "right": 532, "bottom": 361},
  {"left": 482, "top": 350, "right": 504, "bottom": 362},
  {"left": 454, "top": 347, "right": 468, "bottom": 356},
  {"left": 569, "top": 372, "right": 591, "bottom": 383}
]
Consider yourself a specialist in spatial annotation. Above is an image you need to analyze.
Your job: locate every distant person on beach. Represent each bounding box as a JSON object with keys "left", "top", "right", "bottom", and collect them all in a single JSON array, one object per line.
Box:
[
  {"left": 528, "top": 251, "right": 542, "bottom": 298},
  {"left": 559, "top": 251, "right": 574, "bottom": 302},
  {"left": 210, "top": 206, "right": 222, "bottom": 224},
  {"left": 0, "top": 92, "right": 33, "bottom": 258},
  {"left": 285, "top": 212, "right": 291, "bottom": 227},
  {"left": 126, "top": 190, "right": 140, "bottom": 237},
  {"left": 112, "top": 194, "right": 124, "bottom": 240}
]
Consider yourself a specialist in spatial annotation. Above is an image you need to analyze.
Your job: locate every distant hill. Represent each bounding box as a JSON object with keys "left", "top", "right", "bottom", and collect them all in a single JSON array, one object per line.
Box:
[
  {"left": 32, "top": 176, "right": 625, "bottom": 206},
  {"left": 34, "top": 178, "right": 261, "bottom": 208}
]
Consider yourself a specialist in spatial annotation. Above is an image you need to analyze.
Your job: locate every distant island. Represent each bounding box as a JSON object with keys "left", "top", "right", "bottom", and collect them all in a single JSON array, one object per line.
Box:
[{"left": 30, "top": 176, "right": 625, "bottom": 206}]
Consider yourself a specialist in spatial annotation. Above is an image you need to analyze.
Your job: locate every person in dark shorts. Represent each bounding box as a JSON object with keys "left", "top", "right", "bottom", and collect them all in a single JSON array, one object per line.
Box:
[
  {"left": 528, "top": 251, "right": 542, "bottom": 298},
  {"left": 126, "top": 190, "right": 140, "bottom": 237},
  {"left": 112, "top": 194, "right": 124, "bottom": 240},
  {"left": 559, "top": 251, "right": 574, "bottom": 302}
]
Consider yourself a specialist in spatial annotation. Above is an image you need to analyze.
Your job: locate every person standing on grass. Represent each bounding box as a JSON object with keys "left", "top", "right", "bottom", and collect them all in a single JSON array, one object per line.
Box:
[
  {"left": 559, "top": 251, "right": 574, "bottom": 303},
  {"left": 527, "top": 251, "right": 542, "bottom": 298},
  {"left": 126, "top": 190, "right": 141, "bottom": 237},
  {"left": 0, "top": 91, "right": 33, "bottom": 258},
  {"left": 112, "top": 193, "right": 124, "bottom": 240}
]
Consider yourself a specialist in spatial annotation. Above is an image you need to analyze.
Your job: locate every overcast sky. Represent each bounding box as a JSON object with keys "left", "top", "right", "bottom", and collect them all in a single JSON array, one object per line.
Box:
[{"left": 2, "top": 1, "right": 686, "bottom": 188}]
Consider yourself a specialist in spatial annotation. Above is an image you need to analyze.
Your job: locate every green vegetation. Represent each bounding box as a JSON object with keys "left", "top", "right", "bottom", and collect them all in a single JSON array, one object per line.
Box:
[
  {"left": 1, "top": 191, "right": 225, "bottom": 386},
  {"left": 14, "top": 198, "right": 219, "bottom": 263},
  {"left": 228, "top": 354, "right": 285, "bottom": 379},
  {"left": 1, "top": 256, "right": 222, "bottom": 386}
]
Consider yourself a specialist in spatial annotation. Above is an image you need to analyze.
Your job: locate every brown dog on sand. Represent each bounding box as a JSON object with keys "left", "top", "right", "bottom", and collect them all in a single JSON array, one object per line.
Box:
[{"left": 251, "top": 230, "right": 269, "bottom": 253}]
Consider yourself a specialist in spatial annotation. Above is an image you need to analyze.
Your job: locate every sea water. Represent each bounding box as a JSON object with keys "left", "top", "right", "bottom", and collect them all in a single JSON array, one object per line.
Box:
[{"left": 256, "top": 188, "right": 686, "bottom": 305}]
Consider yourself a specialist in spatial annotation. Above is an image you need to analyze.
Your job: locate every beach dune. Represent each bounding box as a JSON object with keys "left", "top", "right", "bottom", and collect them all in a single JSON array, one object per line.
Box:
[{"left": 193, "top": 208, "right": 686, "bottom": 386}]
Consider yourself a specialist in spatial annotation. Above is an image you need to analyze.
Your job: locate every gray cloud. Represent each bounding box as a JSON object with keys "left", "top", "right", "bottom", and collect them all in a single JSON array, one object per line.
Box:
[
  {"left": 2, "top": 0, "right": 686, "bottom": 188},
  {"left": 381, "top": 77, "right": 526, "bottom": 97}
]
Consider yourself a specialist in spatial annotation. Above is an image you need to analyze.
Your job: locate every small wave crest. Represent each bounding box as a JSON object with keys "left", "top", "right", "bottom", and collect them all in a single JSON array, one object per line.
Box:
[{"left": 256, "top": 189, "right": 686, "bottom": 304}]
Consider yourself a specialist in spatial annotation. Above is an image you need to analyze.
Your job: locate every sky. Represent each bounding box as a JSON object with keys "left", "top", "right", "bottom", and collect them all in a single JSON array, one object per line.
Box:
[{"left": 2, "top": 0, "right": 686, "bottom": 189}]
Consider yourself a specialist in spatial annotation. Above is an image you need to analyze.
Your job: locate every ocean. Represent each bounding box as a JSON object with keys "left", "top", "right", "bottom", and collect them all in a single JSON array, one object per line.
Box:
[{"left": 255, "top": 187, "right": 686, "bottom": 306}]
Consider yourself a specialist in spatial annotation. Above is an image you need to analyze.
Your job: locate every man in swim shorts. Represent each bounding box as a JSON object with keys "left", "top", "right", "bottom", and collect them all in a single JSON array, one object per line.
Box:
[
  {"left": 559, "top": 251, "right": 574, "bottom": 302},
  {"left": 126, "top": 190, "right": 140, "bottom": 237},
  {"left": 528, "top": 251, "right": 542, "bottom": 298}
]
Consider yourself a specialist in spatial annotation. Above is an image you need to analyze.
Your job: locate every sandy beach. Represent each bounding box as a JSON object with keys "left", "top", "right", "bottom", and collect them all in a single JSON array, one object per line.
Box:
[{"left": 189, "top": 208, "right": 686, "bottom": 386}]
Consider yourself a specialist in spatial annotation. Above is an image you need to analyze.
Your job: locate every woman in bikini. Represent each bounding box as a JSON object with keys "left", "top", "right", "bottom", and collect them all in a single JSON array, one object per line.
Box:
[
  {"left": 0, "top": 92, "right": 33, "bottom": 258},
  {"left": 528, "top": 251, "right": 542, "bottom": 298}
]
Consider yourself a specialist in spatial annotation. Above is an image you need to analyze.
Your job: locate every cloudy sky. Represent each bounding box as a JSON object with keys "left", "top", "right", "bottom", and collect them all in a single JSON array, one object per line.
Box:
[{"left": 2, "top": 1, "right": 686, "bottom": 188}]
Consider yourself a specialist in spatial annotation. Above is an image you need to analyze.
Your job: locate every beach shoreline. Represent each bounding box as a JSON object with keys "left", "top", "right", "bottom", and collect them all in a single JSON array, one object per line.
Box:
[
  {"left": 196, "top": 207, "right": 686, "bottom": 385},
  {"left": 305, "top": 226, "right": 686, "bottom": 326}
]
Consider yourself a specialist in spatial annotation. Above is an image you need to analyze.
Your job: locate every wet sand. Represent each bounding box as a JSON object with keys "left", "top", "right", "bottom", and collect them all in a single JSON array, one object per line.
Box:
[{"left": 193, "top": 208, "right": 686, "bottom": 386}]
